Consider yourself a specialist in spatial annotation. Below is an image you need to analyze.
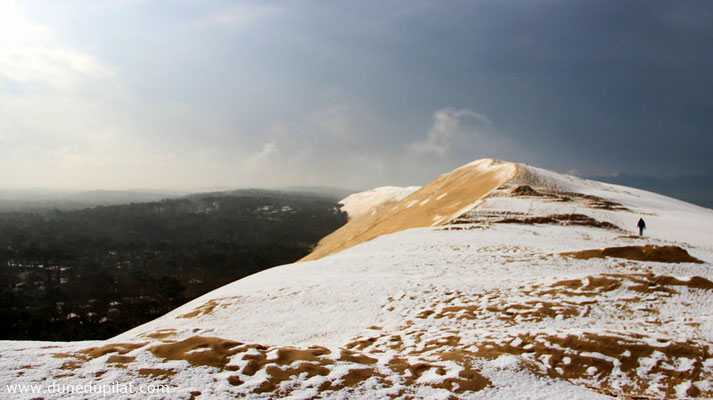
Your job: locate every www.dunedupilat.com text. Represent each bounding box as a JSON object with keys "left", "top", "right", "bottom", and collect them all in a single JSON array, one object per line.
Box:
[{"left": 5, "top": 381, "right": 170, "bottom": 396}]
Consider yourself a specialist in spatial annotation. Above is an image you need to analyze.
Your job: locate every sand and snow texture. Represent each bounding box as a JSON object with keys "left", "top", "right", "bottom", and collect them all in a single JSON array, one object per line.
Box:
[
  {"left": 339, "top": 186, "right": 421, "bottom": 220},
  {"left": 2, "top": 158, "right": 713, "bottom": 399},
  {"left": 302, "top": 158, "right": 518, "bottom": 261}
]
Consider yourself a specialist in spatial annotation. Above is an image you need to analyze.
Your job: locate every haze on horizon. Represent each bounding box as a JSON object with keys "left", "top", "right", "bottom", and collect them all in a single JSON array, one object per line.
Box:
[{"left": 2, "top": 0, "right": 712, "bottom": 193}]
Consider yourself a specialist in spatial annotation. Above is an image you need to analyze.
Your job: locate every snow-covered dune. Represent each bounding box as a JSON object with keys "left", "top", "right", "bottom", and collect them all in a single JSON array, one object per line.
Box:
[{"left": 2, "top": 158, "right": 712, "bottom": 399}]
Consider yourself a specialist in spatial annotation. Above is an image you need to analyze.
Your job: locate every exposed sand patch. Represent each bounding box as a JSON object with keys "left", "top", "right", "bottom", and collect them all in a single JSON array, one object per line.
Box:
[
  {"left": 59, "top": 360, "right": 83, "bottom": 371},
  {"left": 428, "top": 300, "right": 585, "bottom": 323},
  {"left": 149, "top": 336, "right": 243, "bottom": 369},
  {"left": 388, "top": 356, "right": 491, "bottom": 394},
  {"left": 343, "top": 333, "right": 492, "bottom": 395},
  {"left": 178, "top": 299, "right": 222, "bottom": 318},
  {"left": 563, "top": 245, "right": 704, "bottom": 264},
  {"left": 79, "top": 342, "right": 147, "bottom": 359},
  {"left": 559, "top": 192, "right": 630, "bottom": 211},
  {"left": 509, "top": 184, "right": 543, "bottom": 197},
  {"left": 52, "top": 352, "right": 89, "bottom": 360},
  {"left": 107, "top": 355, "right": 136, "bottom": 364},
  {"left": 552, "top": 276, "right": 622, "bottom": 292},
  {"left": 178, "top": 296, "right": 244, "bottom": 319},
  {"left": 255, "top": 363, "right": 332, "bottom": 394},
  {"left": 496, "top": 213, "right": 620, "bottom": 230},
  {"left": 543, "top": 273, "right": 713, "bottom": 298},
  {"left": 302, "top": 159, "right": 518, "bottom": 261},
  {"left": 140, "top": 329, "right": 177, "bottom": 339},
  {"left": 138, "top": 368, "right": 176, "bottom": 378},
  {"left": 473, "top": 332, "right": 712, "bottom": 398},
  {"left": 448, "top": 212, "right": 620, "bottom": 231},
  {"left": 345, "top": 336, "right": 378, "bottom": 351},
  {"left": 339, "top": 349, "right": 378, "bottom": 365},
  {"left": 628, "top": 274, "right": 713, "bottom": 292},
  {"left": 439, "top": 224, "right": 488, "bottom": 231},
  {"left": 50, "top": 343, "right": 147, "bottom": 371},
  {"left": 552, "top": 274, "right": 713, "bottom": 293},
  {"left": 317, "top": 368, "right": 385, "bottom": 392},
  {"left": 347, "top": 322, "right": 710, "bottom": 398},
  {"left": 504, "top": 184, "right": 630, "bottom": 211},
  {"left": 143, "top": 335, "right": 493, "bottom": 397}
]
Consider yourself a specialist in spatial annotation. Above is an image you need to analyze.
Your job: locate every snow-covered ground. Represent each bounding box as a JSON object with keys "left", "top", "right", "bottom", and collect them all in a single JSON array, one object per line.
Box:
[{"left": 1, "top": 160, "right": 712, "bottom": 399}]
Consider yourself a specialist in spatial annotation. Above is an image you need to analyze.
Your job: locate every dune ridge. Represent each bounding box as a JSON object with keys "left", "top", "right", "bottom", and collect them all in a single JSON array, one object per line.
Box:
[{"left": 301, "top": 158, "right": 518, "bottom": 261}]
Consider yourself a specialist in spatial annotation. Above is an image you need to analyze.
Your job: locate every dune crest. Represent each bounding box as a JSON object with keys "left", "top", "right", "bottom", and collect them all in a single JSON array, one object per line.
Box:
[{"left": 301, "top": 158, "right": 518, "bottom": 261}]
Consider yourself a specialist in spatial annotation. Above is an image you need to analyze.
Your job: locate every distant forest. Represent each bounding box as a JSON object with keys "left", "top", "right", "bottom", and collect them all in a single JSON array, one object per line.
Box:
[{"left": 0, "top": 190, "right": 347, "bottom": 341}]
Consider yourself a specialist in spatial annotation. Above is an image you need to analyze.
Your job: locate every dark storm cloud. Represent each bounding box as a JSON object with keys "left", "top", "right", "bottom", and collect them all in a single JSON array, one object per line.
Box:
[
  {"left": 304, "top": 0, "right": 713, "bottom": 175},
  {"left": 232, "top": 0, "right": 713, "bottom": 176},
  {"left": 2, "top": 0, "right": 712, "bottom": 190}
]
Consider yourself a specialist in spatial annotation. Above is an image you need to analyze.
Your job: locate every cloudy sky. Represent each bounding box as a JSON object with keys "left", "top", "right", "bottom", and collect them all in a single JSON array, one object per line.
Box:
[{"left": 1, "top": 0, "right": 712, "bottom": 191}]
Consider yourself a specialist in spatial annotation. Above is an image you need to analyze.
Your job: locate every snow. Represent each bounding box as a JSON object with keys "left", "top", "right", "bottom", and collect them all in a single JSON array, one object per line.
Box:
[
  {"left": 1, "top": 159, "right": 713, "bottom": 399},
  {"left": 338, "top": 186, "right": 420, "bottom": 220}
]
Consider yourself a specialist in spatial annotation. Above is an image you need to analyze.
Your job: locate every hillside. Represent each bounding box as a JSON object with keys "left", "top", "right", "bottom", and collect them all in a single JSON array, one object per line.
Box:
[{"left": 1, "top": 159, "right": 712, "bottom": 399}]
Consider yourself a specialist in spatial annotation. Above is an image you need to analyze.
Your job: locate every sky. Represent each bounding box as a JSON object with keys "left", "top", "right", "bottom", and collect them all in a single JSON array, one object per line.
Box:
[{"left": 1, "top": 0, "right": 712, "bottom": 192}]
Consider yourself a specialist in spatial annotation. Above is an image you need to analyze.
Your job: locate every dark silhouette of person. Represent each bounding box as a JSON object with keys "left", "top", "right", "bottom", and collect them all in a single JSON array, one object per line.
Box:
[{"left": 637, "top": 218, "right": 646, "bottom": 236}]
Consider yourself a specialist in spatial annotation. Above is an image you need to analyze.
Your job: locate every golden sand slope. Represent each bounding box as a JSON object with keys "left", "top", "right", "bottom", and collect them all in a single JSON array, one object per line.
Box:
[{"left": 301, "top": 159, "right": 518, "bottom": 261}]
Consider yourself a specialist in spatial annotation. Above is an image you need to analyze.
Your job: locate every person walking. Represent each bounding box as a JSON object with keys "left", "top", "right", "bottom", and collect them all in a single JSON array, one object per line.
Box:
[{"left": 637, "top": 218, "right": 646, "bottom": 236}]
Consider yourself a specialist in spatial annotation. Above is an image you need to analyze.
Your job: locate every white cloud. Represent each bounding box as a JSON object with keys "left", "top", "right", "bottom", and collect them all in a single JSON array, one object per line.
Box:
[
  {"left": 0, "top": 1, "right": 114, "bottom": 92},
  {"left": 245, "top": 141, "right": 279, "bottom": 170},
  {"left": 219, "top": 100, "right": 400, "bottom": 189},
  {"left": 409, "top": 108, "right": 496, "bottom": 156}
]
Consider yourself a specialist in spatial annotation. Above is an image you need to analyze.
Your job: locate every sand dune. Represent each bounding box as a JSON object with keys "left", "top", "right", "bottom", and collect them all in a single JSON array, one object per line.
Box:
[
  {"left": 2, "top": 158, "right": 713, "bottom": 399},
  {"left": 301, "top": 158, "right": 518, "bottom": 261}
]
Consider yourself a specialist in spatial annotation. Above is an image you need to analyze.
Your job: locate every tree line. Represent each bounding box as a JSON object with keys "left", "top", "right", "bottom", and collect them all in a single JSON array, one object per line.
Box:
[{"left": 0, "top": 190, "right": 346, "bottom": 340}]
